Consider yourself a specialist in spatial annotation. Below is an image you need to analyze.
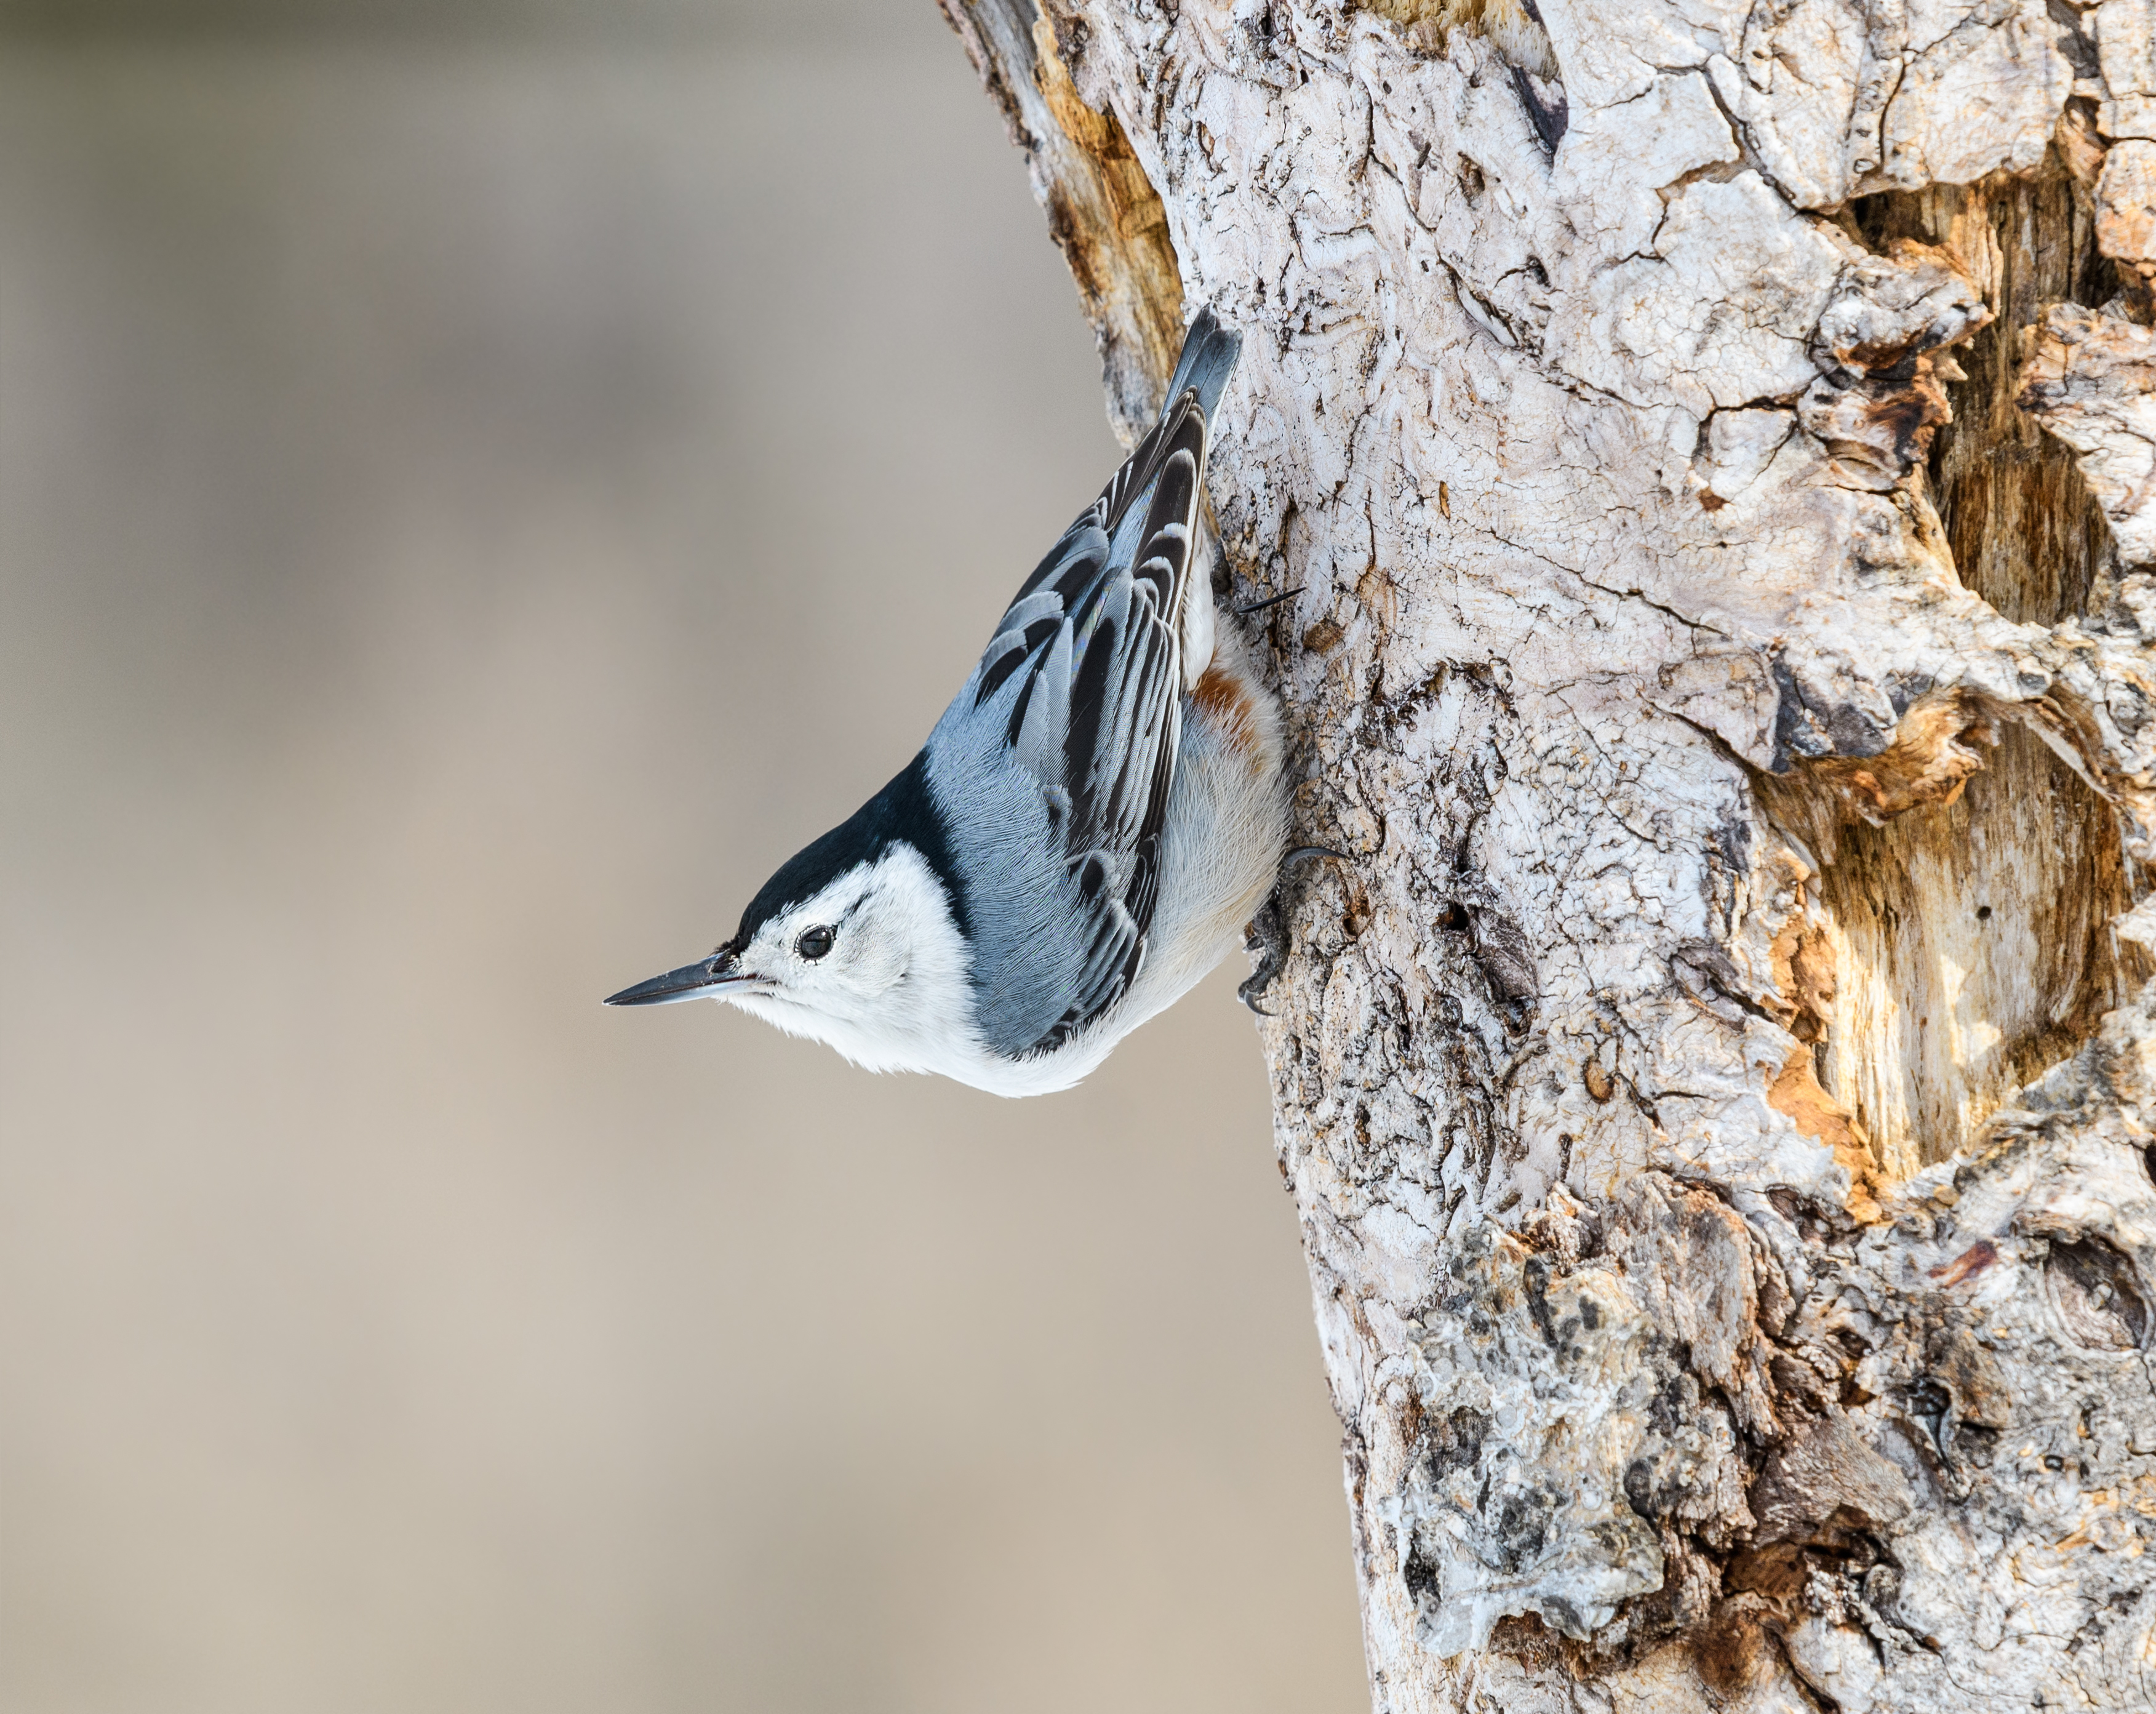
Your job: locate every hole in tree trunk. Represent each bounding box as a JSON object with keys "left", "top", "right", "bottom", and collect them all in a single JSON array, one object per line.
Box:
[
  {"left": 1851, "top": 166, "right": 2118, "bottom": 626},
  {"left": 1810, "top": 723, "right": 2149, "bottom": 1173},
  {"left": 1783, "top": 170, "right": 2149, "bottom": 1176}
]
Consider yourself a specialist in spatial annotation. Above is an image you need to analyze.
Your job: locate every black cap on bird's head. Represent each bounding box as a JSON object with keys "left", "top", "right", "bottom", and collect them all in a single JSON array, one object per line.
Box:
[{"left": 602, "top": 751, "right": 961, "bottom": 1008}]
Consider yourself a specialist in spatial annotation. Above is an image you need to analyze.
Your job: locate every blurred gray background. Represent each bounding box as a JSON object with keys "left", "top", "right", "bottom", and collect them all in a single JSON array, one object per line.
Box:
[{"left": 0, "top": 2, "right": 1364, "bottom": 1711}]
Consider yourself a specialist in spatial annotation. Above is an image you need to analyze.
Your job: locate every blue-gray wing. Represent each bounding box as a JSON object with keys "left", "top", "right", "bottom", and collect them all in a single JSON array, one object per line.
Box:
[{"left": 967, "top": 391, "right": 1212, "bottom": 1051}]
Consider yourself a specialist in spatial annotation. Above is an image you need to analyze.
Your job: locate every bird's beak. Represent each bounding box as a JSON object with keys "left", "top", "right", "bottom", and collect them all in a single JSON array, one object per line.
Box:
[{"left": 603, "top": 954, "right": 754, "bottom": 1007}]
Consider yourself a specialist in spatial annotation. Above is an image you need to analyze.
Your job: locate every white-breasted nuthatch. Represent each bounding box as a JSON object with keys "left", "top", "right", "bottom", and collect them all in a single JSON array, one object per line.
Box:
[{"left": 605, "top": 310, "right": 1288, "bottom": 1095}]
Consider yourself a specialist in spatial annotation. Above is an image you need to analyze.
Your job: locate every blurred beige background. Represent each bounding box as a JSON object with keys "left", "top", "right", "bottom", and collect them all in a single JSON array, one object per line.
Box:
[{"left": 0, "top": 3, "right": 1364, "bottom": 1711}]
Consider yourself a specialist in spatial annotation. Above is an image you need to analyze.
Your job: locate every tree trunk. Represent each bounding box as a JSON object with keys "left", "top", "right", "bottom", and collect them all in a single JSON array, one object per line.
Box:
[{"left": 942, "top": 1, "right": 2156, "bottom": 1705}]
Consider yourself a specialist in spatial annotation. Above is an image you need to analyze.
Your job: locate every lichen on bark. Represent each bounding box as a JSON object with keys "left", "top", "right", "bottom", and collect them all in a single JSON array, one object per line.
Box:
[{"left": 943, "top": 1, "right": 2156, "bottom": 1705}]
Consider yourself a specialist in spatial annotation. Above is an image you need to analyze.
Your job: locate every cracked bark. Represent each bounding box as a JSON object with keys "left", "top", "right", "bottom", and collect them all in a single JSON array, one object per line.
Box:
[{"left": 943, "top": 1, "right": 2156, "bottom": 1707}]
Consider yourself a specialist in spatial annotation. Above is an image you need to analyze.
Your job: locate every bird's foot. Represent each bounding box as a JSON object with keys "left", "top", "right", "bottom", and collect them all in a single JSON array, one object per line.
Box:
[
  {"left": 1239, "top": 894, "right": 1287, "bottom": 1015},
  {"left": 1238, "top": 847, "right": 1351, "bottom": 1015}
]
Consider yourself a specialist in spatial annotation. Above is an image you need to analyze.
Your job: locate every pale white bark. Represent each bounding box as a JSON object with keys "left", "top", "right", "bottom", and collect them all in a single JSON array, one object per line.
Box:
[{"left": 946, "top": 1, "right": 2156, "bottom": 1706}]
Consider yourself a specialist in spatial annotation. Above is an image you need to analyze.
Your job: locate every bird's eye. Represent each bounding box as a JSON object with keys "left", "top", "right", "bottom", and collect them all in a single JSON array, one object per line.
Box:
[{"left": 796, "top": 926, "right": 836, "bottom": 961}]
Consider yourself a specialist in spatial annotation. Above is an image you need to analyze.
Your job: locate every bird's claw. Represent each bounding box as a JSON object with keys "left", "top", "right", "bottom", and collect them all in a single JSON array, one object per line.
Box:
[
  {"left": 1239, "top": 846, "right": 1354, "bottom": 1015},
  {"left": 1239, "top": 895, "right": 1286, "bottom": 1015},
  {"left": 1236, "top": 585, "right": 1303, "bottom": 617}
]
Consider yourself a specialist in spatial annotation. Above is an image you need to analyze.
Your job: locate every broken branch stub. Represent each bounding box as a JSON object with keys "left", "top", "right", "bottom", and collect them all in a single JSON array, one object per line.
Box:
[{"left": 945, "top": 0, "right": 2156, "bottom": 1705}]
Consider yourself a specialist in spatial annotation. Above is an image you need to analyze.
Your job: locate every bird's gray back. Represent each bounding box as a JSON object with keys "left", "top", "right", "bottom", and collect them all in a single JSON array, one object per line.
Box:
[
  {"left": 921, "top": 310, "right": 1242, "bottom": 1060},
  {"left": 922, "top": 697, "right": 1105, "bottom": 1056}
]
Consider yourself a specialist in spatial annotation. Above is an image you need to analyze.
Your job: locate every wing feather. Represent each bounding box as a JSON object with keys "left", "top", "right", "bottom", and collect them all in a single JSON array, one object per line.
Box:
[{"left": 967, "top": 389, "right": 1215, "bottom": 1051}]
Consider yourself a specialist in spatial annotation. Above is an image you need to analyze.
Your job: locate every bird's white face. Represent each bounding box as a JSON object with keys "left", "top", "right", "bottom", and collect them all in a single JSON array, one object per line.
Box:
[{"left": 719, "top": 844, "right": 978, "bottom": 1076}]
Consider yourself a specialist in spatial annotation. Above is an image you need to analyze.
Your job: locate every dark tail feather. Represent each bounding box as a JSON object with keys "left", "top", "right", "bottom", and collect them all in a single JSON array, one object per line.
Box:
[{"left": 1164, "top": 308, "right": 1241, "bottom": 425}]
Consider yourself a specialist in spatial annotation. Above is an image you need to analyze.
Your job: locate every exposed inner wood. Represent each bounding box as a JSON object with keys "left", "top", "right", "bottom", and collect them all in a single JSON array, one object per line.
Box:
[
  {"left": 937, "top": 0, "right": 1182, "bottom": 441},
  {"left": 1853, "top": 166, "right": 2118, "bottom": 625},
  {"left": 1762, "top": 167, "right": 2150, "bottom": 1174},
  {"left": 1352, "top": 1, "right": 1554, "bottom": 76},
  {"left": 1026, "top": 14, "right": 1184, "bottom": 416},
  {"left": 1812, "top": 721, "right": 2149, "bottom": 1172}
]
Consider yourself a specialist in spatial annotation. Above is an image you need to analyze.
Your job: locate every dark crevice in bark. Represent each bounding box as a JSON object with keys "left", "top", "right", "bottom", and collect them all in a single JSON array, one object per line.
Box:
[{"left": 1851, "top": 162, "right": 2118, "bottom": 627}]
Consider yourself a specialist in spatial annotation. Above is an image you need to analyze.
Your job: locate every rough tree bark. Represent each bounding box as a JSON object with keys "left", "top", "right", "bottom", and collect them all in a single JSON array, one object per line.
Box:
[{"left": 941, "top": 1, "right": 2156, "bottom": 1707}]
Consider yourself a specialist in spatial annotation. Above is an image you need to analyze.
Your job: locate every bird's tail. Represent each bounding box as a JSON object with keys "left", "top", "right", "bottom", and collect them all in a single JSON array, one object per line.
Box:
[{"left": 1163, "top": 308, "right": 1241, "bottom": 425}]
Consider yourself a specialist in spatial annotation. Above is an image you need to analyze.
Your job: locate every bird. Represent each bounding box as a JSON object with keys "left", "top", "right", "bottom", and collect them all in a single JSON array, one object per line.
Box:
[{"left": 604, "top": 309, "right": 1288, "bottom": 1096}]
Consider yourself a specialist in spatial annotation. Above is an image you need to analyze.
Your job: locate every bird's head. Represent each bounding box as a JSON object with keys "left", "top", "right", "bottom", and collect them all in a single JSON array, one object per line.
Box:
[{"left": 605, "top": 764, "right": 973, "bottom": 1074}]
